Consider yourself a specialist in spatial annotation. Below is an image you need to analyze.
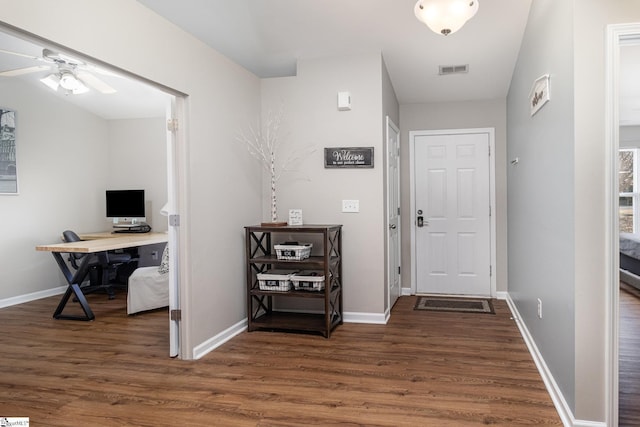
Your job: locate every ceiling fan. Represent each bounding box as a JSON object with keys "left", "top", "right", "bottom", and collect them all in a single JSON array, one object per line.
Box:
[{"left": 0, "top": 48, "right": 117, "bottom": 95}]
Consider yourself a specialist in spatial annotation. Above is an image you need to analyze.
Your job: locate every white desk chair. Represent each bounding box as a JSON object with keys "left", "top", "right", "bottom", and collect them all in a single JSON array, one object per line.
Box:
[{"left": 127, "top": 245, "right": 169, "bottom": 314}]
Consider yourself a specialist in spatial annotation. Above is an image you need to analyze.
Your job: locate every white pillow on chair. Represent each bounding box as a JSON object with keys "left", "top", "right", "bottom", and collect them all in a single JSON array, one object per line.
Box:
[{"left": 127, "top": 267, "right": 169, "bottom": 314}]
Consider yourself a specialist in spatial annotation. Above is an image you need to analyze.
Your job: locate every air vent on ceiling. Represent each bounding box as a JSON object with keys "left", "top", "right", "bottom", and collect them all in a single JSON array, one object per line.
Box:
[{"left": 439, "top": 64, "right": 469, "bottom": 75}]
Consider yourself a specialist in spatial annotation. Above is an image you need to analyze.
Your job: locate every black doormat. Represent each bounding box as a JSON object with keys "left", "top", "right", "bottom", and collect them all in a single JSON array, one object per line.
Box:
[{"left": 414, "top": 296, "right": 495, "bottom": 314}]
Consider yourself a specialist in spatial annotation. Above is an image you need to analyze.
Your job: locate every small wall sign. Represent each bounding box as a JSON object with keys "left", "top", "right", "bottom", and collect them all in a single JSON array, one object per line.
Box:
[
  {"left": 288, "top": 209, "right": 303, "bottom": 226},
  {"left": 529, "top": 74, "right": 550, "bottom": 116},
  {"left": 324, "top": 147, "right": 374, "bottom": 168}
]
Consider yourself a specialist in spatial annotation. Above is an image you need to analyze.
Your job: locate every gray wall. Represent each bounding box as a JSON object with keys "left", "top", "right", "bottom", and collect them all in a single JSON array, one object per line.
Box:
[
  {"left": 621, "top": 125, "right": 640, "bottom": 148},
  {"left": 508, "top": 0, "right": 640, "bottom": 421},
  {"left": 0, "top": 0, "right": 262, "bottom": 359},
  {"left": 507, "top": 0, "right": 576, "bottom": 413},
  {"left": 399, "top": 99, "right": 508, "bottom": 293},
  {"left": 260, "top": 52, "right": 393, "bottom": 316}
]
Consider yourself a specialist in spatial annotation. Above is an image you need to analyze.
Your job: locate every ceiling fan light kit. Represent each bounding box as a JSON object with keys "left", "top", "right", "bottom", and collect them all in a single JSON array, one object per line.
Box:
[
  {"left": 414, "top": 0, "right": 479, "bottom": 36},
  {"left": 40, "top": 70, "right": 89, "bottom": 95},
  {"left": 1, "top": 47, "right": 115, "bottom": 95}
]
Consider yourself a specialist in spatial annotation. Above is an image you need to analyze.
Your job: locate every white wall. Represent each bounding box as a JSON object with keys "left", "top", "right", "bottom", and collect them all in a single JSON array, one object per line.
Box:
[
  {"left": 0, "top": 82, "right": 173, "bottom": 302},
  {"left": 573, "top": 0, "right": 640, "bottom": 421},
  {"left": 0, "top": 0, "right": 262, "bottom": 359},
  {"left": 260, "top": 52, "right": 391, "bottom": 315},
  {"left": 107, "top": 117, "right": 167, "bottom": 232},
  {"left": 0, "top": 78, "right": 109, "bottom": 299},
  {"left": 399, "top": 99, "right": 508, "bottom": 293}
]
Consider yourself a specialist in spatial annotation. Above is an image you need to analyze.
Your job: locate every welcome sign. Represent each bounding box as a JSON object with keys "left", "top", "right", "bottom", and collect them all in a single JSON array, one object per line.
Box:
[{"left": 324, "top": 147, "right": 374, "bottom": 168}]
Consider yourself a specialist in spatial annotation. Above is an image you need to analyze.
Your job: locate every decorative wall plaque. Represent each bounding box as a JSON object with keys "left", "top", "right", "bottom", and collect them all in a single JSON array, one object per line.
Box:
[{"left": 324, "top": 147, "right": 374, "bottom": 168}]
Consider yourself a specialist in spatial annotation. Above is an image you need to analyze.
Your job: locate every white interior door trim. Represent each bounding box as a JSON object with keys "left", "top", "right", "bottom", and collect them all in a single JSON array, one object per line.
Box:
[
  {"left": 409, "top": 128, "right": 496, "bottom": 297},
  {"left": 605, "top": 23, "right": 640, "bottom": 427},
  {"left": 385, "top": 116, "right": 401, "bottom": 314}
]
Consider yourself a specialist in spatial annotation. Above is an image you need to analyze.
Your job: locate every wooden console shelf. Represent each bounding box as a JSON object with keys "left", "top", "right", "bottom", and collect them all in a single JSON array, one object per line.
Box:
[{"left": 245, "top": 224, "right": 343, "bottom": 338}]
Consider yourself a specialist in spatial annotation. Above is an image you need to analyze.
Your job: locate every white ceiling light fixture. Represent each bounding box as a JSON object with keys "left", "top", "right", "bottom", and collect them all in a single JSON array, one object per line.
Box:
[
  {"left": 40, "top": 68, "right": 89, "bottom": 95},
  {"left": 414, "top": 0, "right": 479, "bottom": 36},
  {"left": 59, "top": 71, "right": 89, "bottom": 94}
]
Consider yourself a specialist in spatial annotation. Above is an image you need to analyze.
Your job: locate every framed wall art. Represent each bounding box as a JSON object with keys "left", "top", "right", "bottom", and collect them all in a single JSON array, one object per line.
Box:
[
  {"left": 529, "top": 74, "right": 550, "bottom": 116},
  {"left": 0, "top": 108, "right": 17, "bottom": 194}
]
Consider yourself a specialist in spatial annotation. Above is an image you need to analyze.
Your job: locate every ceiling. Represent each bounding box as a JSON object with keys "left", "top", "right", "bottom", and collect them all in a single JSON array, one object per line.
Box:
[
  {"left": 137, "top": 0, "right": 532, "bottom": 105},
  {"left": 0, "top": 31, "right": 171, "bottom": 120},
  {"left": 1, "top": 1, "right": 638, "bottom": 125}
]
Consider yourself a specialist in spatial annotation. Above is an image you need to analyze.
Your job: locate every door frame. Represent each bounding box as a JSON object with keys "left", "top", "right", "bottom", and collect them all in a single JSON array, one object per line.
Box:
[
  {"left": 409, "top": 128, "right": 497, "bottom": 297},
  {"left": 0, "top": 23, "right": 190, "bottom": 359},
  {"left": 605, "top": 22, "right": 640, "bottom": 427},
  {"left": 385, "top": 116, "right": 401, "bottom": 314}
]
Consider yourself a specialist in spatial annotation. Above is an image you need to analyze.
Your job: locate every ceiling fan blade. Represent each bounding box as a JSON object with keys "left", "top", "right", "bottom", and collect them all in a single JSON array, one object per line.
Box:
[
  {"left": 0, "top": 65, "right": 50, "bottom": 77},
  {"left": 76, "top": 71, "right": 117, "bottom": 94},
  {"left": 0, "top": 48, "right": 45, "bottom": 62}
]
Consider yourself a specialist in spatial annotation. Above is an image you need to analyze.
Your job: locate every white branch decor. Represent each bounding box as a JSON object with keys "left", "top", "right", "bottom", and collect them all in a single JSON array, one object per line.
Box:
[{"left": 237, "top": 107, "right": 315, "bottom": 224}]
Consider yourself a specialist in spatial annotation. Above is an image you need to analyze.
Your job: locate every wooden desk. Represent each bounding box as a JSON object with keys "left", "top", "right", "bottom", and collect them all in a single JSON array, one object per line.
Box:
[{"left": 37, "top": 232, "right": 168, "bottom": 320}]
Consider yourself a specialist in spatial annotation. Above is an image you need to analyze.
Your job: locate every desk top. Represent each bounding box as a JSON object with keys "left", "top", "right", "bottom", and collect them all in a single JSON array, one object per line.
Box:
[{"left": 36, "top": 232, "right": 168, "bottom": 253}]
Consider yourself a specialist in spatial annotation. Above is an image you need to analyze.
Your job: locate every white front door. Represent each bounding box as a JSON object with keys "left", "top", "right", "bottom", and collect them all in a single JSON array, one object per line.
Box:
[
  {"left": 413, "top": 131, "right": 491, "bottom": 296},
  {"left": 386, "top": 117, "right": 401, "bottom": 309}
]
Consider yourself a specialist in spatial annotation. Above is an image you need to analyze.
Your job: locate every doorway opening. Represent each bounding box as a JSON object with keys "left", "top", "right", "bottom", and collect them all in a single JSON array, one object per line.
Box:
[
  {"left": 0, "top": 24, "right": 188, "bottom": 359},
  {"left": 606, "top": 23, "right": 640, "bottom": 427}
]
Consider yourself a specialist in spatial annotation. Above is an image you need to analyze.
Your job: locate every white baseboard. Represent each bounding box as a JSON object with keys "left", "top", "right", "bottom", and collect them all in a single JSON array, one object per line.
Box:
[
  {"left": 505, "top": 294, "right": 605, "bottom": 427},
  {"left": 192, "top": 318, "right": 247, "bottom": 360},
  {"left": 343, "top": 311, "right": 388, "bottom": 324},
  {"left": 0, "top": 286, "right": 66, "bottom": 309},
  {"left": 401, "top": 287, "right": 412, "bottom": 296}
]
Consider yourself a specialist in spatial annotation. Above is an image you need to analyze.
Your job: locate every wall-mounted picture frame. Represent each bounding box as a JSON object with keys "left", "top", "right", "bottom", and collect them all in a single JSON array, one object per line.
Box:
[
  {"left": 0, "top": 108, "right": 18, "bottom": 194},
  {"left": 324, "top": 147, "right": 374, "bottom": 168},
  {"left": 529, "top": 74, "right": 550, "bottom": 116}
]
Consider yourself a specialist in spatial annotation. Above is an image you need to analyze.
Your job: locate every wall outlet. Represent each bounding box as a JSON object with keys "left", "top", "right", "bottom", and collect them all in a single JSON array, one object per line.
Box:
[
  {"left": 151, "top": 251, "right": 159, "bottom": 261},
  {"left": 537, "top": 298, "right": 542, "bottom": 319},
  {"left": 342, "top": 199, "right": 359, "bottom": 213}
]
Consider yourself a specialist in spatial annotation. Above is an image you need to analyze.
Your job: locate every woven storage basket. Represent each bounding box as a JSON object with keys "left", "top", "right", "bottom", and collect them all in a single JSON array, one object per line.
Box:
[
  {"left": 291, "top": 270, "right": 325, "bottom": 291},
  {"left": 274, "top": 243, "right": 312, "bottom": 261},
  {"left": 256, "top": 269, "right": 294, "bottom": 291}
]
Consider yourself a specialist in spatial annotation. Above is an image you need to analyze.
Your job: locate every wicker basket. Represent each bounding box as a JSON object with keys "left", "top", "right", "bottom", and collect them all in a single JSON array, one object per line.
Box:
[
  {"left": 256, "top": 269, "right": 294, "bottom": 292},
  {"left": 291, "top": 270, "right": 325, "bottom": 291},
  {"left": 274, "top": 243, "right": 312, "bottom": 261}
]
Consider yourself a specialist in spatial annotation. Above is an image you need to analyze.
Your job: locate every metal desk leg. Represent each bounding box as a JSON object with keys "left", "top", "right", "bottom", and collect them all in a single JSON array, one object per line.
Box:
[{"left": 51, "top": 252, "right": 96, "bottom": 321}]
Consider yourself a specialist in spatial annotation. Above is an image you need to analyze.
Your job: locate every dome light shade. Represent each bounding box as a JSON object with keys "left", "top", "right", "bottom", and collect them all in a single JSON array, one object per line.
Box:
[
  {"left": 414, "top": 0, "right": 479, "bottom": 36},
  {"left": 40, "top": 70, "right": 89, "bottom": 94},
  {"left": 59, "top": 71, "right": 89, "bottom": 94}
]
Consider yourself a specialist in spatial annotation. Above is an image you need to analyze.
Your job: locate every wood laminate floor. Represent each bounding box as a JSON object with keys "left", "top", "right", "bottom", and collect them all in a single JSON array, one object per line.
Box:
[
  {"left": 620, "top": 283, "right": 640, "bottom": 426},
  {"left": 0, "top": 292, "right": 561, "bottom": 426}
]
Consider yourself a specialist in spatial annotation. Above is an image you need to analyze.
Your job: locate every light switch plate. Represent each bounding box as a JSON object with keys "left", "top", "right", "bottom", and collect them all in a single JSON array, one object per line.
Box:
[{"left": 342, "top": 199, "right": 359, "bottom": 213}]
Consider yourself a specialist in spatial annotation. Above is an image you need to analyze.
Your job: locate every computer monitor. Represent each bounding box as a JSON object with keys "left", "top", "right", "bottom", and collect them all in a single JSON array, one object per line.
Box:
[{"left": 106, "top": 189, "right": 146, "bottom": 224}]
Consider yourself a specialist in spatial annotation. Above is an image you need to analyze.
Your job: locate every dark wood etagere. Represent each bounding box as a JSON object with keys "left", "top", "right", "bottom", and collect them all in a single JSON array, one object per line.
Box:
[{"left": 245, "top": 224, "right": 342, "bottom": 337}]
